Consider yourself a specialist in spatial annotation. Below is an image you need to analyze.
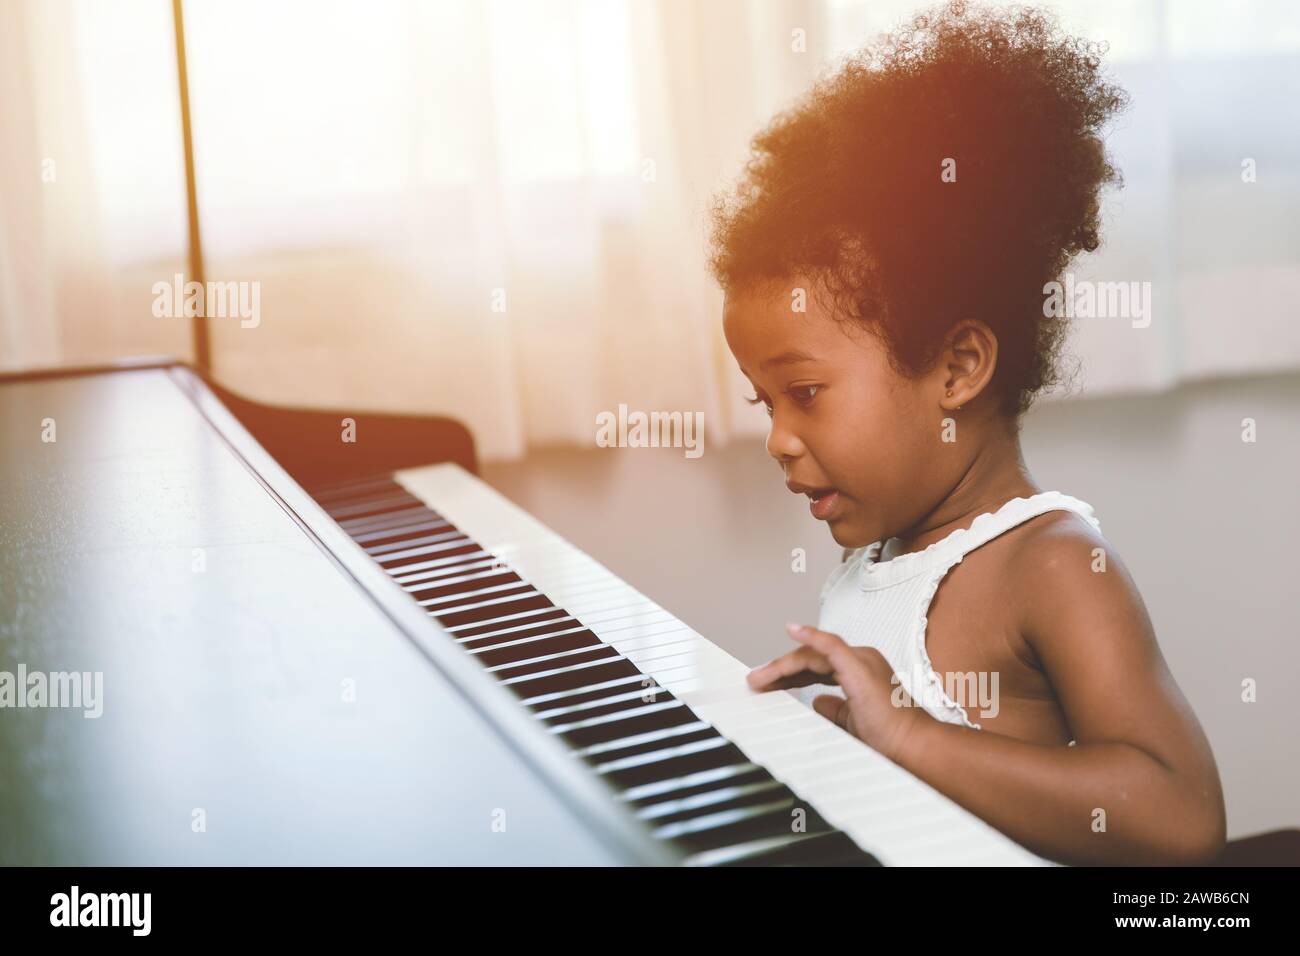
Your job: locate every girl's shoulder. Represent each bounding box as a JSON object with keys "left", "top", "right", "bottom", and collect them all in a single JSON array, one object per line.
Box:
[
  {"left": 1007, "top": 505, "right": 1109, "bottom": 564},
  {"left": 1002, "top": 506, "right": 1143, "bottom": 644}
]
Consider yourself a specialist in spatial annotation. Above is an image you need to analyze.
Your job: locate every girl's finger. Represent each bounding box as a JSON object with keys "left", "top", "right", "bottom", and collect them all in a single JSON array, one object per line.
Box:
[
  {"left": 811, "top": 693, "right": 851, "bottom": 731},
  {"left": 747, "top": 646, "right": 833, "bottom": 689},
  {"left": 786, "top": 624, "right": 875, "bottom": 700}
]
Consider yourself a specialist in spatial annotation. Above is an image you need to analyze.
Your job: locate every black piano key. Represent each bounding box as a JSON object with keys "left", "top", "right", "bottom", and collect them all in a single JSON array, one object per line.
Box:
[
  {"left": 619, "top": 762, "right": 765, "bottom": 804},
  {"left": 324, "top": 492, "right": 422, "bottom": 521},
  {"left": 419, "top": 581, "right": 537, "bottom": 612},
  {"left": 473, "top": 630, "right": 601, "bottom": 668},
  {"left": 475, "top": 633, "right": 603, "bottom": 668},
  {"left": 575, "top": 722, "right": 715, "bottom": 761},
  {"left": 408, "top": 571, "right": 523, "bottom": 602},
  {"left": 379, "top": 541, "right": 481, "bottom": 571},
  {"left": 320, "top": 486, "right": 418, "bottom": 510},
  {"left": 519, "top": 672, "right": 656, "bottom": 710},
  {"left": 420, "top": 579, "right": 535, "bottom": 606},
  {"left": 365, "top": 528, "right": 463, "bottom": 556},
  {"left": 557, "top": 701, "right": 699, "bottom": 749},
  {"left": 638, "top": 779, "right": 794, "bottom": 826},
  {"left": 386, "top": 550, "right": 498, "bottom": 578},
  {"left": 459, "top": 619, "right": 585, "bottom": 651},
  {"left": 732, "top": 830, "right": 883, "bottom": 867},
  {"left": 396, "top": 561, "right": 504, "bottom": 590},
  {"left": 599, "top": 738, "right": 751, "bottom": 790},
  {"left": 537, "top": 687, "right": 676, "bottom": 724},
  {"left": 655, "top": 798, "right": 837, "bottom": 855},
  {"left": 627, "top": 765, "right": 773, "bottom": 809},
  {"left": 625, "top": 766, "right": 836, "bottom": 840},
  {"left": 451, "top": 607, "right": 571, "bottom": 640},
  {"left": 502, "top": 657, "right": 644, "bottom": 699},
  {"left": 490, "top": 645, "right": 621, "bottom": 682},
  {"left": 377, "top": 537, "right": 481, "bottom": 567},
  {"left": 353, "top": 519, "right": 453, "bottom": 546},
  {"left": 310, "top": 474, "right": 405, "bottom": 505},
  {"left": 435, "top": 593, "right": 555, "bottom": 629},
  {"left": 341, "top": 506, "right": 444, "bottom": 535}
]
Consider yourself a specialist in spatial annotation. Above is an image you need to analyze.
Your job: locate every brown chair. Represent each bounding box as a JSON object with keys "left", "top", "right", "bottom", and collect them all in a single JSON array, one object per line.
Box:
[
  {"left": 206, "top": 376, "right": 477, "bottom": 489},
  {"left": 1212, "top": 828, "right": 1300, "bottom": 866}
]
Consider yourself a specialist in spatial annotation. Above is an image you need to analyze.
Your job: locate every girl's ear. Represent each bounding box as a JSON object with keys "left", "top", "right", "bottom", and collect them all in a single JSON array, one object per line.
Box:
[{"left": 939, "top": 319, "right": 998, "bottom": 411}]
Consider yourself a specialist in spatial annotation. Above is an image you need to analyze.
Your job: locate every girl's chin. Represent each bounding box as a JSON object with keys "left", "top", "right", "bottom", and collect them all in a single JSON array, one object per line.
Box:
[
  {"left": 827, "top": 521, "right": 873, "bottom": 550},
  {"left": 824, "top": 507, "right": 882, "bottom": 550}
]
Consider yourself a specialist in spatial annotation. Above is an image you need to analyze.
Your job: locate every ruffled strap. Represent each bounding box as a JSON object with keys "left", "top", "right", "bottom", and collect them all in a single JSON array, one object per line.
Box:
[
  {"left": 858, "top": 491, "right": 1101, "bottom": 590},
  {"left": 938, "top": 491, "right": 1101, "bottom": 563}
]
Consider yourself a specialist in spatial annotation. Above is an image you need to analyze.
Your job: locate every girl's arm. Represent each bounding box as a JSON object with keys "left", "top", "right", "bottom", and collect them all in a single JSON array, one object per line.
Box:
[{"left": 751, "top": 525, "right": 1226, "bottom": 866}]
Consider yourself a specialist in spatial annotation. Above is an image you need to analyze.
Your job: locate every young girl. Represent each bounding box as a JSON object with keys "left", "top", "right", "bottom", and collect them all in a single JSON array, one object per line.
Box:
[{"left": 710, "top": 1, "right": 1226, "bottom": 866}]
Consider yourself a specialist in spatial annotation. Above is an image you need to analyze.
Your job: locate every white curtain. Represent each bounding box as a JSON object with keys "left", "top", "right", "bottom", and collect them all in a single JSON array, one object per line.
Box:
[{"left": 3, "top": 0, "right": 1299, "bottom": 461}]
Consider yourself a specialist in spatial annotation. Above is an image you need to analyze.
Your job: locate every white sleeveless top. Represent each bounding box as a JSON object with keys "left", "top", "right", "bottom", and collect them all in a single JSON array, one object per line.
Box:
[{"left": 795, "top": 492, "right": 1102, "bottom": 734}]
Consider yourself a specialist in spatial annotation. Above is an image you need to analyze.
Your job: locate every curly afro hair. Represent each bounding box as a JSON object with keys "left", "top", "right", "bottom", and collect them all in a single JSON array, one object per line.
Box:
[{"left": 708, "top": 0, "right": 1129, "bottom": 419}]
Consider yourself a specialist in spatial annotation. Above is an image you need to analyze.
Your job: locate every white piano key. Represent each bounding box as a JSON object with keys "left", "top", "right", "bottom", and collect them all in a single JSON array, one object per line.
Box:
[
  {"left": 885, "top": 823, "right": 1034, "bottom": 866},
  {"left": 631, "top": 653, "right": 737, "bottom": 688},
  {"left": 569, "top": 601, "right": 663, "bottom": 625},
  {"left": 598, "top": 623, "right": 694, "bottom": 650},
  {"left": 592, "top": 612, "right": 681, "bottom": 635},
  {"left": 811, "top": 783, "right": 950, "bottom": 822},
  {"left": 623, "top": 638, "right": 708, "bottom": 665},
  {"left": 674, "top": 691, "right": 798, "bottom": 725},
  {"left": 544, "top": 580, "right": 638, "bottom": 607},
  {"left": 782, "top": 762, "right": 906, "bottom": 798},
  {"left": 719, "top": 709, "right": 833, "bottom": 742}
]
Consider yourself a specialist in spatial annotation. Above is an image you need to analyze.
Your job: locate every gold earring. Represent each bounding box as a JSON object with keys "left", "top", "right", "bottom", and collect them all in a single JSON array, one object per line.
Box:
[{"left": 945, "top": 389, "right": 953, "bottom": 397}]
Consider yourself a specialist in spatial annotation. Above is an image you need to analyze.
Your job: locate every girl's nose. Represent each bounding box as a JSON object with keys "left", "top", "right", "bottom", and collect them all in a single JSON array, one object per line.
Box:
[{"left": 766, "top": 414, "right": 806, "bottom": 462}]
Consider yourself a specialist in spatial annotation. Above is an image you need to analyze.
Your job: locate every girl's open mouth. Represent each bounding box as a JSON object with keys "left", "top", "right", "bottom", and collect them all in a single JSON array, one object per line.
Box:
[
  {"left": 807, "top": 489, "right": 840, "bottom": 520},
  {"left": 786, "top": 479, "right": 842, "bottom": 521}
]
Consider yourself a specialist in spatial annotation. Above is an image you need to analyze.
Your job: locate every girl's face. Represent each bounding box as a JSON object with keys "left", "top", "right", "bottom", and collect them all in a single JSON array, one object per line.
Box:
[{"left": 722, "top": 278, "right": 956, "bottom": 550}]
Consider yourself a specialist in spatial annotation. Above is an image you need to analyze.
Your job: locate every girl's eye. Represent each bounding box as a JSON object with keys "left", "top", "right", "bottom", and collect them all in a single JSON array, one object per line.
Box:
[
  {"left": 789, "top": 384, "right": 820, "bottom": 405},
  {"left": 744, "top": 393, "right": 774, "bottom": 417}
]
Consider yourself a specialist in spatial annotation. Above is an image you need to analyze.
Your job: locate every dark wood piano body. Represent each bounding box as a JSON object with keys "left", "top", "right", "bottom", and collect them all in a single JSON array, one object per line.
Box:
[{"left": 0, "top": 360, "right": 668, "bottom": 865}]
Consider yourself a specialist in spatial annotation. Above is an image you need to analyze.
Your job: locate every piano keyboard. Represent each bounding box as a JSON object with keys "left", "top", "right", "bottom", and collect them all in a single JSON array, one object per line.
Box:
[{"left": 310, "top": 463, "right": 1054, "bottom": 867}]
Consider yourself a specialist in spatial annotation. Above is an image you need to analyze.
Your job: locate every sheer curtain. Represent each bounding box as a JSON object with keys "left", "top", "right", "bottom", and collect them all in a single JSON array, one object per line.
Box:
[
  {"left": 0, "top": 0, "right": 192, "bottom": 371},
  {"left": 3, "top": 0, "right": 1299, "bottom": 460}
]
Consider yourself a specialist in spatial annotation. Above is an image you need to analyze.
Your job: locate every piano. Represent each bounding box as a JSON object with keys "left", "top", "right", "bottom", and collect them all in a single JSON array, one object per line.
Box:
[{"left": 0, "top": 360, "right": 1054, "bottom": 866}]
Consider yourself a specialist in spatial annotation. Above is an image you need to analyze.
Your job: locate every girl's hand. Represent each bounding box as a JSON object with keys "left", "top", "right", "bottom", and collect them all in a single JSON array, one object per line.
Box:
[{"left": 746, "top": 622, "right": 927, "bottom": 763}]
